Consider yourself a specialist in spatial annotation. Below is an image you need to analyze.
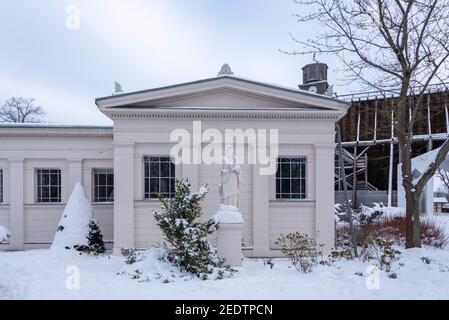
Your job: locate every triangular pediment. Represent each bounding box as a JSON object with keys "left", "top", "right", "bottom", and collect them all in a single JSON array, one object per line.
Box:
[{"left": 96, "top": 75, "right": 348, "bottom": 112}]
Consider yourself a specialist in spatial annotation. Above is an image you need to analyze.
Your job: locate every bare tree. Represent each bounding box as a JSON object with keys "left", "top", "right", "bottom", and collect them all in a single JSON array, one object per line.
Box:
[
  {"left": 288, "top": 0, "right": 449, "bottom": 248},
  {"left": 437, "top": 168, "right": 449, "bottom": 194},
  {"left": 0, "top": 97, "right": 45, "bottom": 123}
]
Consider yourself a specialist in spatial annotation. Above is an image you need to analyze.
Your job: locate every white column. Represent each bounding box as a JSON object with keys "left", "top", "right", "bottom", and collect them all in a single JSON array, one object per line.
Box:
[
  {"left": 252, "top": 163, "right": 270, "bottom": 256},
  {"left": 113, "top": 143, "right": 135, "bottom": 255},
  {"left": 67, "top": 158, "right": 83, "bottom": 194},
  {"left": 9, "top": 158, "right": 24, "bottom": 250},
  {"left": 314, "top": 144, "right": 335, "bottom": 254}
]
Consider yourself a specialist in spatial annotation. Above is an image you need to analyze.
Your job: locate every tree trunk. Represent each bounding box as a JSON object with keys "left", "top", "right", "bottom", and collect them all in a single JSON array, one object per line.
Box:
[{"left": 405, "top": 190, "right": 422, "bottom": 248}]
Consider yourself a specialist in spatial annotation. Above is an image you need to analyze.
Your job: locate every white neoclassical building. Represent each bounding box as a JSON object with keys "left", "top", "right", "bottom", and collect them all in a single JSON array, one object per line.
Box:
[{"left": 0, "top": 71, "right": 348, "bottom": 256}]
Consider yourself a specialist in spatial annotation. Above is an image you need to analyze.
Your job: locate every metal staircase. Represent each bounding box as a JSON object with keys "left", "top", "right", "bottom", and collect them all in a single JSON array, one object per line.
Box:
[{"left": 335, "top": 148, "right": 378, "bottom": 191}]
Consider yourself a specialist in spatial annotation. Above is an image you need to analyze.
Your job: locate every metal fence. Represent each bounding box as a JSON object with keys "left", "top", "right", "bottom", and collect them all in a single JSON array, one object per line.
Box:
[{"left": 335, "top": 190, "right": 398, "bottom": 208}]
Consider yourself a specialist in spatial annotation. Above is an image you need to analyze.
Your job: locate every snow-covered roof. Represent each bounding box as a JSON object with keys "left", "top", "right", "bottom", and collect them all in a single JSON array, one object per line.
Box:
[
  {"left": 0, "top": 123, "right": 112, "bottom": 129},
  {"left": 433, "top": 197, "right": 448, "bottom": 203}
]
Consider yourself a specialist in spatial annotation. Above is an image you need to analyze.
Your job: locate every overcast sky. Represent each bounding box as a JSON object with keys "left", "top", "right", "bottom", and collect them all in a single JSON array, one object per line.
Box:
[{"left": 0, "top": 0, "right": 348, "bottom": 125}]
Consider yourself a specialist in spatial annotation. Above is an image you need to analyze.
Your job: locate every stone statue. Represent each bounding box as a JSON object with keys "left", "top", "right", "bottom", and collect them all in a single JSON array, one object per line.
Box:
[{"left": 218, "top": 147, "right": 240, "bottom": 208}]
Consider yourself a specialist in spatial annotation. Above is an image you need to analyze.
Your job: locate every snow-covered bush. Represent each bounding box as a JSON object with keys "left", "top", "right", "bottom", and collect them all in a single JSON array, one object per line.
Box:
[
  {"left": 361, "top": 237, "right": 401, "bottom": 273},
  {"left": 153, "top": 179, "right": 233, "bottom": 279},
  {"left": 331, "top": 233, "right": 354, "bottom": 260},
  {"left": 51, "top": 182, "right": 105, "bottom": 255},
  {"left": 275, "top": 232, "right": 323, "bottom": 273},
  {"left": 121, "top": 248, "right": 137, "bottom": 265},
  {"left": 0, "top": 225, "right": 10, "bottom": 244},
  {"left": 73, "top": 220, "right": 106, "bottom": 255}
]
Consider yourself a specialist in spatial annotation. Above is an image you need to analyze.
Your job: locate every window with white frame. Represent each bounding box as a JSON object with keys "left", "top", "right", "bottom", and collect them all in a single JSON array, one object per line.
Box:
[
  {"left": 144, "top": 156, "right": 175, "bottom": 199},
  {"left": 0, "top": 169, "right": 3, "bottom": 203},
  {"left": 93, "top": 169, "right": 114, "bottom": 203},
  {"left": 276, "top": 157, "right": 306, "bottom": 199},
  {"left": 36, "top": 169, "right": 61, "bottom": 203}
]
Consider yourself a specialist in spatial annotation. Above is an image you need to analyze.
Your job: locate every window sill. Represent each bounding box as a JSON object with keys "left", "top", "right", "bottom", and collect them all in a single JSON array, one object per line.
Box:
[{"left": 269, "top": 199, "right": 316, "bottom": 205}]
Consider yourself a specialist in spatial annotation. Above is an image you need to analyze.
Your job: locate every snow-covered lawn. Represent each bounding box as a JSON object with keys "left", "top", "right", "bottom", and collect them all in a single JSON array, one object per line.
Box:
[{"left": 1, "top": 241, "right": 449, "bottom": 300}]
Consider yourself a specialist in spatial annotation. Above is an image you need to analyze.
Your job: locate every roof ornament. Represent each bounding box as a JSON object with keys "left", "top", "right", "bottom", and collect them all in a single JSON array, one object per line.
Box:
[
  {"left": 218, "top": 63, "right": 234, "bottom": 76},
  {"left": 113, "top": 81, "right": 124, "bottom": 95}
]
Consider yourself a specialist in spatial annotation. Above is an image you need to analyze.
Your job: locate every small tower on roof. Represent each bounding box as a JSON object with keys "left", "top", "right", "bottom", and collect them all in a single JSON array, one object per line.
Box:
[{"left": 298, "top": 60, "right": 330, "bottom": 95}]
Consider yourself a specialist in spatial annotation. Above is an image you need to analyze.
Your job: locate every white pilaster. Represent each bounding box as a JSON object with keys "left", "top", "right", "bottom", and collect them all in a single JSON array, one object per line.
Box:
[
  {"left": 314, "top": 144, "right": 335, "bottom": 254},
  {"left": 252, "top": 163, "right": 270, "bottom": 256},
  {"left": 9, "top": 158, "right": 24, "bottom": 250},
  {"left": 113, "top": 143, "right": 135, "bottom": 255}
]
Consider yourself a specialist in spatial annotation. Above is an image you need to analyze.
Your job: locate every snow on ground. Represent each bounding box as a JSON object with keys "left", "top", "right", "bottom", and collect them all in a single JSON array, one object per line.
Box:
[{"left": 1, "top": 214, "right": 449, "bottom": 300}]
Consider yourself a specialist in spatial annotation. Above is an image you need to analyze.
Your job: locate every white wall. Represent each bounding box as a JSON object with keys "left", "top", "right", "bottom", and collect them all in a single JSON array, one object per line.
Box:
[{"left": 0, "top": 127, "right": 114, "bottom": 250}]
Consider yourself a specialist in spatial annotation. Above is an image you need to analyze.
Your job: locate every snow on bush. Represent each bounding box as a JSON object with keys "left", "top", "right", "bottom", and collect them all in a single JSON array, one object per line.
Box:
[
  {"left": 335, "top": 203, "right": 447, "bottom": 248},
  {"left": 151, "top": 179, "right": 234, "bottom": 280},
  {"left": 117, "top": 247, "right": 195, "bottom": 283},
  {"left": 0, "top": 225, "right": 10, "bottom": 244},
  {"left": 50, "top": 182, "right": 105, "bottom": 255},
  {"left": 275, "top": 232, "right": 325, "bottom": 273}
]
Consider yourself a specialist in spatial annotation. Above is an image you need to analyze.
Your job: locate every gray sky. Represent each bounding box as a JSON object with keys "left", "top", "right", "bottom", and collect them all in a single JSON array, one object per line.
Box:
[{"left": 0, "top": 0, "right": 348, "bottom": 125}]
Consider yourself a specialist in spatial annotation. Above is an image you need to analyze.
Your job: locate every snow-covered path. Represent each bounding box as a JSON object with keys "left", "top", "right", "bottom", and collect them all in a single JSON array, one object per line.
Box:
[{"left": 1, "top": 244, "right": 449, "bottom": 300}]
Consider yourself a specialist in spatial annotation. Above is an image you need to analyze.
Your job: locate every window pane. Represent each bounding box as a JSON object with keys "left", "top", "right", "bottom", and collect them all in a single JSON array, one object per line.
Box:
[
  {"left": 281, "top": 179, "right": 290, "bottom": 194},
  {"left": 160, "top": 178, "right": 170, "bottom": 193},
  {"left": 281, "top": 164, "right": 290, "bottom": 178},
  {"left": 292, "top": 179, "right": 301, "bottom": 194},
  {"left": 107, "top": 186, "right": 114, "bottom": 201},
  {"left": 150, "top": 178, "right": 159, "bottom": 193},
  {"left": 98, "top": 174, "right": 106, "bottom": 185},
  {"left": 160, "top": 162, "right": 170, "bottom": 177},
  {"left": 41, "top": 173, "right": 49, "bottom": 186},
  {"left": 291, "top": 162, "right": 300, "bottom": 178},
  {"left": 107, "top": 173, "right": 113, "bottom": 185},
  {"left": 150, "top": 162, "right": 159, "bottom": 177}
]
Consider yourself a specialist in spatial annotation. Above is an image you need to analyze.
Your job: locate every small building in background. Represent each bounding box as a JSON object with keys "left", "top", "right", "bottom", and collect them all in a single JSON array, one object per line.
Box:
[
  {"left": 433, "top": 197, "right": 448, "bottom": 213},
  {"left": 442, "top": 203, "right": 449, "bottom": 213}
]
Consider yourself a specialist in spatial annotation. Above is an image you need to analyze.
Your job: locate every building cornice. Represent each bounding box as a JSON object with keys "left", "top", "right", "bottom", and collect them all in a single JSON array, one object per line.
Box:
[
  {"left": 0, "top": 126, "right": 113, "bottom": 140},
  {"left": 103, "top": 108, "right": 343, "bottom": 121}
]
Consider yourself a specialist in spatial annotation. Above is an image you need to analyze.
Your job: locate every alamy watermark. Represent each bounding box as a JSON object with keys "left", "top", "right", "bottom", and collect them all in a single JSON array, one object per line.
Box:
[
  {"left": 365, "top": 265, "right": 380, "bottom": 290},
  {"left": 65, "top": 265, "right": 80, "bottom": 290},
  {"left": 65, "top": 5, "right": 80, "bottom": 30},
  {"left": 170, "top": 121, "right": 279, "bottom": 175}
]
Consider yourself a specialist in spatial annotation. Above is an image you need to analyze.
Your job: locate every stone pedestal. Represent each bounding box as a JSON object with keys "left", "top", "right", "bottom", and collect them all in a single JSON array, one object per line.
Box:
[
  {"left": 214, "top": 204, "right": 244, "bottom": 267},
  {"left": 216, "top": 223, "right": 243, "bottom": 266}
]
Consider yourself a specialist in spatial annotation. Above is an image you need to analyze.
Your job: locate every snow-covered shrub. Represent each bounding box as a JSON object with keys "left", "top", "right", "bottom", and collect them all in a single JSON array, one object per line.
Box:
[
  {"left": 74, "top": 220, "right": 106, "bottom": 255},
  {"left": 336, "top": 204, "right": 448, "bottom": 249},
  {"left": 361, "top": 237, "right": 401, "bottom": 273},
  {"left": 51, "top": 182, "right": 105, "bottom": 255},
  {"left": 153, "top": 179, "right": 233, "bottom": 279},
  {"left": 121, "top": 248, "right": 137, "bottom": 265},
  {"left": 331, "top": 233, "right": 354, "bottom": 260},
  {"left": 275, "top": 232, "right": 322, "bottom": 273},
  {"left": 0, "top": 225, "right": 10, "bottom": 244}
]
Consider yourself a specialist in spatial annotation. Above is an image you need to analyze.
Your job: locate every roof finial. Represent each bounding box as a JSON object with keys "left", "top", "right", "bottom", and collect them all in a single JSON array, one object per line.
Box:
[{"left": 218, "top": 63, "right": 234, "bottom": 76}]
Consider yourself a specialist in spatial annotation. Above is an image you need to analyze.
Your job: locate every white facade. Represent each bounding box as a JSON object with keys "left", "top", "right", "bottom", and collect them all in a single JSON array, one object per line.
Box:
[{"left": 0, "top": 75, "right": 348, "bottom": 256}]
